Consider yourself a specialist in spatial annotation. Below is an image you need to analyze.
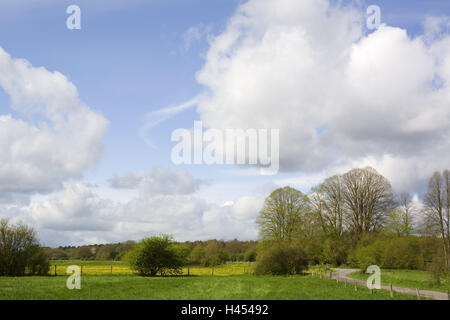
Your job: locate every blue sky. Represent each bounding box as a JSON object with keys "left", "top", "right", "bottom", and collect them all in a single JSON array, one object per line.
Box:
[
  {"left": 0, "top": 0, "right": 239, "bottom": 180},
  {"left": 1, "top": 0, "right": 450, "bottom": 246}
]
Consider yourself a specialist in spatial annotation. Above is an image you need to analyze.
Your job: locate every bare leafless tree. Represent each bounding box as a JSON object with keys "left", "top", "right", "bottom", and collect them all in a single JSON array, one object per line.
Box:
[
  {"left": 445, "top": 170, "right": 450, "bottom": 260},
  {"left": 341, "top": 167, "right": 395, "bottom": 235},
  {"left": 310, "top": 175, "right": 344, "bottom": 237},
  {"left": 424, "top": 170, "right": 450, "bottom": 269}
]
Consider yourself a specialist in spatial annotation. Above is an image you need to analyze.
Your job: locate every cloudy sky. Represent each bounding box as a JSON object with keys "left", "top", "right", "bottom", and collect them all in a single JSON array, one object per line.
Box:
[{"left": 0, "top": 0, "right": 449, "bottom": 246}]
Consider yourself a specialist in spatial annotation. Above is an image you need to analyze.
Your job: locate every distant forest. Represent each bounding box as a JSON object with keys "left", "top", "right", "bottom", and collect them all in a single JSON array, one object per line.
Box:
[{"left": 45, "top": 239, "right": 258, "bottom": 264}]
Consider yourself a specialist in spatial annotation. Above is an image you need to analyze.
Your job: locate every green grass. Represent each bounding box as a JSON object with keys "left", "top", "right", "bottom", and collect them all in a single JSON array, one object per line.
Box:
[
  {"left": 349, "top": 269, "right": 450, "bottom": 293},
  {"left": 0, "top": 274, "right": 418, "bottom": 300},
  {"left": 0, "top": 261, "right": 429, "bottom": 299}
]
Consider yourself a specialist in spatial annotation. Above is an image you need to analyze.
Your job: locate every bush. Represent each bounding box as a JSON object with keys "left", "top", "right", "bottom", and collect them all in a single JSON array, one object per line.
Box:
[
  {"left": 125, "top": 235, "right": 186, "bottom": 276},
  {"left": 0, "top": 219, "right": 49, "bottom": 276},
  {"left": 348, "top": 244, "right": 380, "bottom": 272},
  {"left": 383, "top": 237, "right": 422, "bottom": 269},
  {"left": 428, "top": 254, "right": 448, "bottom": 286},
  {"left": 244, "top": 249, "right": 257, "bottom": 262},
  {"left": 348, "top": 236, "right": 423, "bottom": 271},
  {"left": 321, "top": 236, "right": 352, "bottom": 266},
  {"left": 27, "top": 245, "right": 50, "bottom": 275},
  {"left": 254, "top": 242, "right": 308, "bottom": 275}
]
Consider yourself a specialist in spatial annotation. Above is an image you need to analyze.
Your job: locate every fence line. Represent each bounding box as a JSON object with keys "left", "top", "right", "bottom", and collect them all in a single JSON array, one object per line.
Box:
[{"left": 52, "top": 262, "right": 254, "bottom": 276}]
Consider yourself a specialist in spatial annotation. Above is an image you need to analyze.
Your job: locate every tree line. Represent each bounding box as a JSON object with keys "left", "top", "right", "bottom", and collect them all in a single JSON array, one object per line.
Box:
[
  {"left": 45, "top": 239, "right": 256, "bottom": 264},
  {"left": 0, "top": 220, "right": 257, "bottom": 276},
  {"left": 254, "top": 167, "right": 449, "bottom": 279}
]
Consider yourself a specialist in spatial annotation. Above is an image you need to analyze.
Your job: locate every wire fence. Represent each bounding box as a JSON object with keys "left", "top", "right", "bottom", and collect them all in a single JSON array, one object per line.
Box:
[{"left": 51, "top": 261, "right": 255, "bottom": 276}]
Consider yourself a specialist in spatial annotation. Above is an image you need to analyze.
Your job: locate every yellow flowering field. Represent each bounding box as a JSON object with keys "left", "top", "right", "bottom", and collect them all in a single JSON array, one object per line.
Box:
[{"left": 50, "top": 260, "right": 254, "bottom": 276}]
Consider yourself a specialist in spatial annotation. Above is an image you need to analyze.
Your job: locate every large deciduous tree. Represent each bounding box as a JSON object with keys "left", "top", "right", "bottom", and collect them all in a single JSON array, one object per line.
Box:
[
  {"left": 311, "top": 167, "right": 395, "bottom": 237},
  {"left": 256, "top": 186, "right": 310, "bottom": 241},
  {"left": 341, "top": 167, "right": 395, "bottom": 235}
]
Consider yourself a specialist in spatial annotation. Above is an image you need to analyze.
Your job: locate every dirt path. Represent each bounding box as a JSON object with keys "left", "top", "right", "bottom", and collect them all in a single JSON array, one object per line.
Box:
[{"left": 328, "top": 269, "right": 449, "bottom": 300}]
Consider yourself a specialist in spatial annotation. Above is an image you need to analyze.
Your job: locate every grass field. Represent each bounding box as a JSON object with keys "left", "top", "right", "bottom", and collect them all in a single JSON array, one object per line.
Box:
[
  {"left": 349, "top": 269, "right": 450, "bottom": 293},
  {"left": 0, "top": 274, "right": 418, "bottom": 300},
  {"left": 0, "top": 261, "right": 426, "bottom": 299}
]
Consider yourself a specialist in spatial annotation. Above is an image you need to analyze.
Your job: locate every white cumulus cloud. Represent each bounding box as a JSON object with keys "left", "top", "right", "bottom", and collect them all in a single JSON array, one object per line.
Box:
[
  {"left": 109, "top": 166, "right": 203, "bottom": 195},
  {"left": 0, "top": 46, "right": 108, "bottom": 198},
  {"left": 190, "top": 0, "right": 450, "bottom": 193},
  {"left": 29, "top": 182, "right": 114, "bottom": 232},
  {"left": 24, "top": 174, "right": 263, "bottom": 246}
]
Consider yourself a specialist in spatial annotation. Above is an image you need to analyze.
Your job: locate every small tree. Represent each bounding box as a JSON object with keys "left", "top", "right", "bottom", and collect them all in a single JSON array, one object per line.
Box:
[
  {"left": 243, "top": 249, "right": 257, "bottom": 262},
  {"left": 0, "top": 219, "right": 49, "bottom": 276},
  {"left": 424, "top": 170, "right": 450, "bottom": 269},
  {"left": 384, "top": 208, "right": 415, "bottom": 237},
  {"left": 188, "top": 244, "right": 206, "bottom": 265},
  {"left": 126, "top": 235, "right": 186, "bottom": 276},
  {"left": 203, "top": 240, "right": 227, "bottom": 267}
]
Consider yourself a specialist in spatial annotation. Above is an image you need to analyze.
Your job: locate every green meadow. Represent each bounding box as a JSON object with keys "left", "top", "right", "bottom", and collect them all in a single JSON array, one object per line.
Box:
[
  {"left": 349, "top": 269, "right": 450, "bottom": 293},
  {"left": 0, "top": 274, "right": 417, "bottom": 300}
]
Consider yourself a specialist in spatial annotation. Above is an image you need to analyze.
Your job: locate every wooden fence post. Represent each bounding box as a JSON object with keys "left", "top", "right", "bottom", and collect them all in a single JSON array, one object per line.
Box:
[
  {"left": 188, "top": 266, "right": 190, "bottom": 277},
  {"left": 54, "top": 264, "right": 57, "bottom": 276},
  {"left": 390, "top": 284, "right": 393, "bottom": 298},
  {"left": 80, "top": 264, "right": 83, "bottom": 275},
  {"left": 111, "top": 266, "right": 113, "bottom": 274},
  {"left": 416, "top": 288, "right": 420, "bottom": 300},
  {"left": 354, "top": 282, "right": 357, "bottom": 292}
]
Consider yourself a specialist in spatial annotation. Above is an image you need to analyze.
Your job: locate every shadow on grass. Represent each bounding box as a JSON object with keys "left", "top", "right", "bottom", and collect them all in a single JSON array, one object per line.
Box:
[{"left": 136, "top": 274, "right": 201, "bottom": 278}]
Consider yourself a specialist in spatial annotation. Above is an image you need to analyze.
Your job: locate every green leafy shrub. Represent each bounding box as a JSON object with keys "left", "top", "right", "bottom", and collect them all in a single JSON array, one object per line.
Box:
[
  {"left": 348, "top": 236, "right": 423, "bottom": 271},
  {"left": 428, "top": 254, "right": 448, "bottom": 286},
  {"left": 254, "top": 241, "right": 308, "bottom": 275},
  {"left": 125, "top": 235, "right": 186, "bottom": 276},
  {"left": 27, "top": 245, "right": 50, "bottom": 275}
]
